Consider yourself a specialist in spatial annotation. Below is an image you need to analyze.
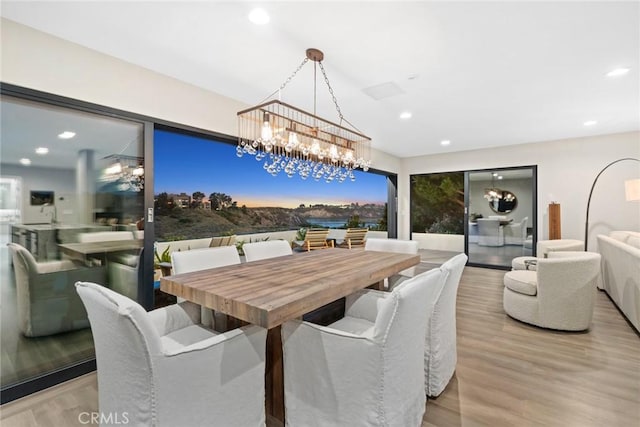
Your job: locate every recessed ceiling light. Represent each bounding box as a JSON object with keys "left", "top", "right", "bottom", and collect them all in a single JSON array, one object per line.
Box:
[
  {"left": 606, "top": 68, "right": 630, "bottom": 77},
  {"left": 497, "top": 176, "right": 503, "bottom": 180},
  {"left": 583, "top": 120, "right": 597, "bottom": 126},
  {"left": 440, "top": 140, "right": 451, "bottom": 146},
  {"left": 248, "top": 8, "right": 270, "bottom": 25},
  {"left": 58, "top": 131, "right": 76, "bottom": 139},
  {"left": 492, "top": 172, "right": 498, "bottom": 177},
  {"left": 399, "top": 111, "right": 412, "bottom": 120},
  {"left": 19, "top": 158, "right": 31, "bottom": 166},
  {"left": 35, "top": 147, "right": 49, "bottom": 155}
]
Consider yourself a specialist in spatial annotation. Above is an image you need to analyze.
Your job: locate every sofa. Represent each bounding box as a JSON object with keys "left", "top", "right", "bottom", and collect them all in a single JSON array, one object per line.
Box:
[{"left": 597, "top": 231, "right": 640, "bottom": 333}]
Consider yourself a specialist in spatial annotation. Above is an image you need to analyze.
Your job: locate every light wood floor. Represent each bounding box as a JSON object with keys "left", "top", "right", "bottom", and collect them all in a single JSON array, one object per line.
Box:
[{"left": 1, "top": 265, "right": 638, "bottom": 426}]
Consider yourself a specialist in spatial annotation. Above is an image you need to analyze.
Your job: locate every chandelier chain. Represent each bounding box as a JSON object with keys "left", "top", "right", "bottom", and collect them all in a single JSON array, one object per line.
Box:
[
  {"left": 260, "top": 57, "right": 310, "bottom": 104},
  {"left": 318, "top": 61, "right": 344, "bottom": 121}
]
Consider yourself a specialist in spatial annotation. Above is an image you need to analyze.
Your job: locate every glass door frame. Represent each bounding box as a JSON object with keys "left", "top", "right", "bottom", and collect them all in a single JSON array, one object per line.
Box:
[{"left": 464, "top": 165, "right": 538, "bottom": 270}]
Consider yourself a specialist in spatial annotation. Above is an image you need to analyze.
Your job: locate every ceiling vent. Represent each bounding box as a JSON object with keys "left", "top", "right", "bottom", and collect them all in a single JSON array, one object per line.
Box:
[{"left": 362, "top": 82, "right": 404, "bottom": 100}]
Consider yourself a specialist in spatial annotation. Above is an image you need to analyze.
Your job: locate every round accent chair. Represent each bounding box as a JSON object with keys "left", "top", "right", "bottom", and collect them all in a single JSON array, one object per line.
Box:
[{"left": 504, "top": 251, "right": 601, "bottom": 331}]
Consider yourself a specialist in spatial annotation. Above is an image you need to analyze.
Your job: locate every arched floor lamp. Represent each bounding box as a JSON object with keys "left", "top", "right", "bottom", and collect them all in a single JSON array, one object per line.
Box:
[{"left": 584, "top": 157, "right": 640, "bottom": 250}]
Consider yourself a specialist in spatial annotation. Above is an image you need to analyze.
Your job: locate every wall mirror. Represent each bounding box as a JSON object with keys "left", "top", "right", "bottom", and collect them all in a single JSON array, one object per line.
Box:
[{"left": 489, "top": 190, "right": 517, "bottom": 213}]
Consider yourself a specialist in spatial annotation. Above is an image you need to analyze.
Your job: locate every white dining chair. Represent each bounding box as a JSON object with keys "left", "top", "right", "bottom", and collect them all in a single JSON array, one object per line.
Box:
[
  {"left": 425, "top": 253, "right": 467, "bottom": 397},
  {"left": 476, "top": 218, "right": 505, "bottom": 247},
  {"left": 243, "top": 240, "right": 292, "bottom": 262},
  {"left": 171, "top": 246, "right": 241, "bottom": 330},
  {"left": 365, "top": 238, "right": 419, "bottom": 289},
  {"left": 76, "top": 281, "right": 266, "bottom": 427},
  {"left": 282, "top": 267, "right": 448, "bottom": 426}
]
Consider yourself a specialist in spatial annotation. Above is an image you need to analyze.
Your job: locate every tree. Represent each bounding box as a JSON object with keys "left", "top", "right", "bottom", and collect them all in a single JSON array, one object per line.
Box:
[
  {"left": 209, "top": 192, "right": 233, "bottom": 210},
  {"left": 344, "top": 214, "right": 364, "bottom": 228},
  {"left": 154, "top": 192, "right": 175, "bottom": 213},
  {"left": 373, "top": 203, "right": 388, "bottom": 231},
  {"left": 410, "top": 173, "right": 464, "bottom": 234},
  {"left": 191, "top": 191, "right": 205, "bottom": 208}
]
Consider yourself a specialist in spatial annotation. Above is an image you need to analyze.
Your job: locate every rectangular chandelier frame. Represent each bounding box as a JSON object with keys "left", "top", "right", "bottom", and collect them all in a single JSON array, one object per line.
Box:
[{"left": 238, "top": 100, "right": 371, "bottom": 168}]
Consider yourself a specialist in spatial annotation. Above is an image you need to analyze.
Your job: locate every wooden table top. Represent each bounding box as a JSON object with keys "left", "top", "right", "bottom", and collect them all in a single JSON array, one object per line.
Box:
[
  {"left": 58, "top": 240, "right": 143, "bottom": 256},
  {"left": 160, "top": 248, "right": 420, "bottom": 329}
]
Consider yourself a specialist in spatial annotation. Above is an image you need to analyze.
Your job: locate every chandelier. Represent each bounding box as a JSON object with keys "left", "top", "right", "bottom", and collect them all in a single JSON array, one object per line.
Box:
[
  {"left": 237, "top": 48, "right": 371, "bottom": 183},
  {"left": 483, "top": 173, "right": 503, "bottom": 202},
  {"left": 100, "top": 154, "right": 144, "bottom": 192}
]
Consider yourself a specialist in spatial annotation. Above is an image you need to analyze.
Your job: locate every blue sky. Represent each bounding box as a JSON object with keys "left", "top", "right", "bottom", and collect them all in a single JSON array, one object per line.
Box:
[{"left": 154, "top": 130, "right": 387, "bottom": 208}]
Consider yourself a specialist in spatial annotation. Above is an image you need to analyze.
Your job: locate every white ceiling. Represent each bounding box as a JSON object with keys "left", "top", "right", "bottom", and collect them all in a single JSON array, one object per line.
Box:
[{"left": 1, "top": 1, "right": 639, "bottom": 159}]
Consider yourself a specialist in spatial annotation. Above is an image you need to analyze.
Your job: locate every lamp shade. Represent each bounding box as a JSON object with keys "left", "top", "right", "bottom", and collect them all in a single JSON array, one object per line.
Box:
[{"left": 625, "top": 178, "right": 640, "bottom": 201}]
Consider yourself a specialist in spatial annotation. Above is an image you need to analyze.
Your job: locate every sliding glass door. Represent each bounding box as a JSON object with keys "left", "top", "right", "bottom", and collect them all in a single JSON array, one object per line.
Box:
[
  {"left": 0, "top": 91, "right": 149, "bottom": 402},
  {"left": 465, "top": 167, "right": 537, "bottom": 268}
]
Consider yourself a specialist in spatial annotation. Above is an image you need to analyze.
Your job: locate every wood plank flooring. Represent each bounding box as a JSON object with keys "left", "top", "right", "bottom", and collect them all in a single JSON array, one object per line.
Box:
[{"left": 1, "top": 265, "right": 638, "bottom": 427}]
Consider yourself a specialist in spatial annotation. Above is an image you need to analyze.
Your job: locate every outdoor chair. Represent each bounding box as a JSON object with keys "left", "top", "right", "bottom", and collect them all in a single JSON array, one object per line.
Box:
[
  {"left": 336, "top": 228, "right": 368, "bottom": 249},
  {"left": 302, "top": 228, "right": 333, "bottom": 251}
]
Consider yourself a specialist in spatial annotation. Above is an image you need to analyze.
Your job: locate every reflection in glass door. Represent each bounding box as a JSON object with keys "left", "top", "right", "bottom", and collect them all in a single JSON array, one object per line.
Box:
[
  {"left": 1, "top": 94, "right": 145, "bottom": 402},
  {"left": 466, "top": 167, "right": 536, "bottom": 268}
]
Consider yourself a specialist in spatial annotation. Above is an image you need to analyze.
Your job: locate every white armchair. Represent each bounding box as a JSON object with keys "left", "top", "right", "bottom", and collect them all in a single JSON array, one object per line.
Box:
[
  {"left": 243, "top": 240, "right": 292, "bottom": 262},
  {"left": 75, "top": 281, "right": 266, "bottom": 427},
  {"left": 282, "top": 267, "right": 447, "bottom": 426},
  {"left": 476, "top": 218, "right": 504, "bottom": 247},
  {"left": 365, "top": 238, "right": 419, "bottom": 289},
  {"left": 7, "top": 242, "right": 106, "bottom": 337},
  {"left": 425, "top": 253, "right": 467, "bottom": 397},
  {"left": 504, "top": 216, "right": 528, "bottom": 246},
  {"left": 503, "top": 251, "right": 601, "bottom": 331}
]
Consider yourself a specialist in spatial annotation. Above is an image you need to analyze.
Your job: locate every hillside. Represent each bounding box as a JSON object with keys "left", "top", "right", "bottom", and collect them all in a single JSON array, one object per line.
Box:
[{"left": 155, "top": 204, "right": 385, "bottom": 241}]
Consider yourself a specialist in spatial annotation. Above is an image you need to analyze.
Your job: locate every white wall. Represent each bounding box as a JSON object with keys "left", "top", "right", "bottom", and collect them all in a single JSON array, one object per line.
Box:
[
  {"left": 401, "top": 132, "right": 640, "bottom": 251},
  {"left": 1, "top": 164, "right": 77, "bottom": 224}
]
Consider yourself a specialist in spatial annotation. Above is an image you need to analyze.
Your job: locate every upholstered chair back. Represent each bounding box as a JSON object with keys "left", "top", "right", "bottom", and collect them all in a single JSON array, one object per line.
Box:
[
  {"left": 365, "top": 238, "right": 419, "bottom": 278},
  {"left": 425, "top": 253, "right": 468, "bottom": 396},
  {"left": 243, "top": 240, "right": 293, "bottom": 262},
  {"left": 476, "top": 218, "right": 504, "bottom": 246},
  {"left": 171, "top": 246, "right": 240, "bottom": 330},
  {"left": 171, "top": 245, "right": 240, "bottom": 274},
  {"left": 7, "top": 242, "right": 105, "bottom": 337},
  {"left": 76, "top": 281, "right": 267, "bottom": 426},
  {"left": 536, "top": 239, "right": 583, "bottom": 257},
  {"left": 76, "top": 282, "right": 162, "bottom": 425},
  {"left": 536, "top": 251, "right": 601, "bottom": 327},
  {"left": 373, "top": 268, "right": 448, "bottom": 417}
]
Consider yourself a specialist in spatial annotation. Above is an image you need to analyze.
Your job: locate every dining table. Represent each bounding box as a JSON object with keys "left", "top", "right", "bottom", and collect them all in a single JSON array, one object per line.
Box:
[
  {"left": 58, "top": 239, "right": 143, "bottom": 264},
  {"left": 160, "top": 247, "right": 421, "bottom": 423}
]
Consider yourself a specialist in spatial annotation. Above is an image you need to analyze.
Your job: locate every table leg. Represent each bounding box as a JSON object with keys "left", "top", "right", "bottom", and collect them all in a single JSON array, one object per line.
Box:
[
  {"left": 266, "top": 326, "right": 285, "bottom": 422},
  {"left": 368, "top": 280, "right": 385, "bottom": 291}
]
